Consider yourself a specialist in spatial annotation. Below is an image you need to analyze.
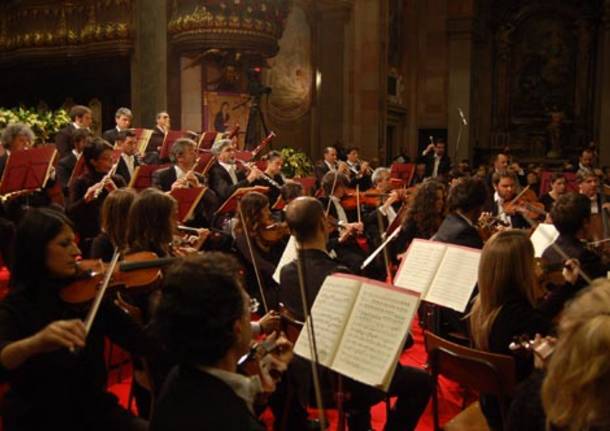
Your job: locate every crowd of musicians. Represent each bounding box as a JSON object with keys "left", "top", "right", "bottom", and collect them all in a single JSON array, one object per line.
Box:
[{"left": 0, "top": 103, "right": 609, "bottom": 431}]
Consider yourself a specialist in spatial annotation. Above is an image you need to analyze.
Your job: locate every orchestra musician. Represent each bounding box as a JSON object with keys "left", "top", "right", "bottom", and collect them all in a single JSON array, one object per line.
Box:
[
  {"left": 484, "top": 152, "right": 510, "bottom": 192},
  {"left": 55, "top": 105, "right": 93, "bottom": 158},
  {"left": 67, "top": 138, "right": 126, "bottom": 257},
  {"left": 114, "top": 129, "right": 139, "bottom": 185},
  {"left": 541, "top": 192, "right": 607, "bottom": 281},
  {"left": 345, "top": 147, "right": 372, "bottom": 189},
  {"left": 273, "top": 197, "right": 432, "bottom": 431},
  {"left": 56, "top": 128, "right": 91, "bottom": 199},
  {"left": 234, "top": 191, "right": 286, "bottom": 310},
  {"left": 314, "top": 146, "right": 349, "bottom": 188},
  {"left": 252, "top": 150, "right": 285, "bottom": 206},
  {"left": 469, "top": 230, "right": 580, "bottom": 429},
  {"left": 207, "top": 139, "right": 263, "bottom": 203},
  {"left": 150, "top": 253, "right": 288, "bottom": 431},
  {"left": 577, "top": 171, "right": 610, "bottom": 217},
  {"left": 102, "top": 107, "right": 133, "bottom": 146},
  {"left": 152, "top": 138, "right": 218, "bottom": 228},
  {"left": 409, "top": 161, "right": 427, "bottom": 186},
  {"left": 421, "top": 139, "right": 451, "bottom": 179},
  {"left": 484, "top": 171, "right": 529, "bottom": 229},
  {"left": 90, "top": 189, "right": 137, "bottom": 262},
  {"left": 539, "top": 173, "right": 567, "bottom": 213},
  {"left": 145, "top": 111, "right": 170, "bottom": 164},
  {"left": 0, "top": 208, "right": 150, "bottom": 431},
  {"left": 0, "top": 123, "right": 34, "bottom": 178}
]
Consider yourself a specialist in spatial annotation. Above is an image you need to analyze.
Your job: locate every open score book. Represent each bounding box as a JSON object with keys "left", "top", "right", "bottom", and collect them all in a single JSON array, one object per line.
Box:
[
  {"left": 294, "top": 274, "right": 420, "bottom": 391},
  {"left": 394, "top": 239, "right": 481, "bottom": 313}
]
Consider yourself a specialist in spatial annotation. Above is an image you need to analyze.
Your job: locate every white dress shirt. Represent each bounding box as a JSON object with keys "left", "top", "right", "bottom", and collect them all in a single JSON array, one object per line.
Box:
[{"left": 219, "top": 161, "right": 239, "bottom": 184}]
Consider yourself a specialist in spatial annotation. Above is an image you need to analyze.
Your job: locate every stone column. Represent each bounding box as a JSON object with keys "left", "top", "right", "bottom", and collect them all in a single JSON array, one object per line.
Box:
[
  {"left": 131, "top": 0, "right": 168, "bottom": 128},
  {"left": 447, "top": 16, "right": 475, "bottom": 163},
  {"left": 597, "top": 1, "right": 610, "bottom": 166}
]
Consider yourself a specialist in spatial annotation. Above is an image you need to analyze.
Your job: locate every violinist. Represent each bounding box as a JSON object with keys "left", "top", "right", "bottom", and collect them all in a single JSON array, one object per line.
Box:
[
  {"left": 392, "top": 180, "right": 446, "bottom": 261},
  {"left": 90, "top": 189, "right": 137, "bottom": 262},
  {"left": 150, "top": 254, "right": 290, "bottom": 431},
  {"left": 114, "top": 129, "right": 139, "bottom": 185},
  {"left": 234, "top": 191, "right": 286, "bottom": 309},
  {"left": 484, "top": 171, "right": 529, "bottom": 229},
  {"left": 67, "top": 138, "right": 126, "bottom": 257},
  {"left": 152, "top": 138, "right": 218, "bottom": 228},
  {"left": 541, "top": 192, "right": 607, "bottom": 282},
  {"left": 252, "top": 150, "right": 285, "bottom": 206},
  {"left": 0, "top": 208, "right": 150, "bottom": 430},
  {"left": 469, "top": 230, "right": 580, "bottom": 429},
  {"left": 207, "top": 139, "right": 263, "bottom": 203},
  {"left": 274, "top": 197, "right": 432, "bottom": 431},
  {"left": 539, "top": 173, "right": 567, "bottom": 213}
]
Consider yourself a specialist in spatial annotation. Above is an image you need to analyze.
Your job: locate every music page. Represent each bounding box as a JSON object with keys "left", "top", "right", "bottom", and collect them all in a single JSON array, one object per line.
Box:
[
  {"left": 394, "top": 239, "right": 447, "bottom": 294},
  {"left": 294, "top": 274, "right": 361, "bottom": 367},
  {"left": 332, "top": 281, "right": 419, "bottom": 390},
  {"left": 425, "top": 246, "right": 480, "bottom": 312},
  {"left": 273, "top": 235, "right": 297, "bottom": 284}
]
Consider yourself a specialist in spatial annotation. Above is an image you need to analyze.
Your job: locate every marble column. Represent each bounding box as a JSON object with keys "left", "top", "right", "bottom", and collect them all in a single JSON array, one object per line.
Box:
[
  {"left": 131, "top": 0, "right": 168, "bottom": 128},
  {"left": 447, "top": 16, "right": 475, "bottom": 163},
  {"left": 597, "top": 1, "right": 610, "bottom": 166}
]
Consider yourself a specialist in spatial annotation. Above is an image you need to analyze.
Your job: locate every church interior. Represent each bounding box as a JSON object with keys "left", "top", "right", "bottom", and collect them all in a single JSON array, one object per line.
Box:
[{"left": 0, "top": 1, "right": 610, "bottom": 430}]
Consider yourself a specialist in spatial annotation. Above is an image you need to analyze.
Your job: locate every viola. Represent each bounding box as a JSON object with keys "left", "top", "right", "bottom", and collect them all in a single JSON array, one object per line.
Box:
[
  {"left": 259, "top": 222, "right": 290, "bottom": 245},
  {"left": 60, "top": 251, "right": 170, "bottom": 304}
]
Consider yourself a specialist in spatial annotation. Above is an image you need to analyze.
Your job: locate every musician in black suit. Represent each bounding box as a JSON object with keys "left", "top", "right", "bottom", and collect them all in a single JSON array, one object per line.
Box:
[
  {"left": 150, "top": 253, "right": 285, "bottom": 431},
  {"left": 542, "top": 192, "right": 608, "bottom": 281},
  {"left": 152, "top": 138, "right": 218, "bottom": 228},
  {"left": 102, "top": 107, "right": 133, "bottom": 145},
  {"left": 577, "top": 171, "right": 610, "bottom": 218},
  {"left": 313, "top": 146, "right": 349, "bottom": 188},
  {"left": 421, "top": 139, "right": 451, "bottom": 179},
  {"left": 432, "top": 177, "right": 487, "bottom": 340},
  {"left": 145, "top": 111, "right": 170, "bottom": 164},
  {"left": 345, "top": 147, "right": 372, "bottom": 190},
  {"left": 114, "top": 129, "right": 140, "bottom": 185},
  {"left": 273, "top": 197, "right": 432, "bottom": 431},
  {"left": 0, "top": 122, "right": 34, "bottom": 179},
  {"left": 483, "top": 171, "right": 529, "bottom": 229},
  {"left": 56, "top": 128, "right": 91, "bottom": 198},
  {"left": 55, "top": 105, "right": 92, "bottom": 157},
  {"left": 252, "top": 150, "right": 285, "bottom": 206},
  {"left": 207, "top": 139, "right": 263, "bottom": 203}
]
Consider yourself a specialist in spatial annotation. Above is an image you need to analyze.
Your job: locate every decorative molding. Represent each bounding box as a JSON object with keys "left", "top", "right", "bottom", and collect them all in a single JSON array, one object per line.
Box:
[
  {"left": 0, "top": 0, "right": 133, "bottom": 63},
  {"left": 168, "top": 1, "right": 291, "bottom": 59}
]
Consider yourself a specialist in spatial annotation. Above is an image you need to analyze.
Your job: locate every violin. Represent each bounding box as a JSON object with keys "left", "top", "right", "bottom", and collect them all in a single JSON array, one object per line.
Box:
[
  {"left": 509, "top": 334, "right": 555, "bottom": 361},
  {"left": 259, "top": 222, "right": 290, "bottom": 246},
  {"left": 60, "top": 251, "right": 170, "bottom": 304},
  {"left": 502, "top": 187, "right": 546, "bottom": 220}
]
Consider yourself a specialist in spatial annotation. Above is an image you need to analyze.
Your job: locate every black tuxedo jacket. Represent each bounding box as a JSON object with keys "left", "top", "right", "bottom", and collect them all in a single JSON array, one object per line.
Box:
[
  {"left": 423, "top": 153, "right": 451, "bottom": 178},
  {"left": 151, "top": 365, "right": 265, "bottom": 431},
  {"left": 314, "top": 161, "right": 332, "bottom": 188},
  {"left": 207, "top": 162, "right": 249, "bottom": 203},
  {"left": 54, "top": 123, "right": 77, "bottom": 158},
  {"left": 56, "top": 152, "right": 78, "bottom": 197},
  {"left": 101, "top": 128, "right": 120, "bottom": 145},
  {"left": 114, "top": 155, "right": 140, "bottom": 185},
  {"left": 432, "top": 213, "right": 484, "bottom": 250}
]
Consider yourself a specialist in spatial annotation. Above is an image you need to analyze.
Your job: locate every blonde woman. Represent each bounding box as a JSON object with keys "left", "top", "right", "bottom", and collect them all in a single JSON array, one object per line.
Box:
[
  {"left": 469, "top": 230, "right": 579, "bottom": 429},
  {"left": 542, "top": 280, "right": 610, "bottom": 431}
]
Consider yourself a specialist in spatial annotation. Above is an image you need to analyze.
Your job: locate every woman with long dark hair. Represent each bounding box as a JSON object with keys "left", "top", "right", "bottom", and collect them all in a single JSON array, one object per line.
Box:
[{"left": 0, "top": 208, "right": 149, "bottom": 430}]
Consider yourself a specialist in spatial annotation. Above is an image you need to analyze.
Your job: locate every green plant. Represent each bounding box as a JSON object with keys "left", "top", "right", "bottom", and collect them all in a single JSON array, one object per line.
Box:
[
  {"left": 280, "top": 147, "right": 313, "bottom": 178},
  {"left": 0, "top": 106, "right": 70, "bottom": 143}
]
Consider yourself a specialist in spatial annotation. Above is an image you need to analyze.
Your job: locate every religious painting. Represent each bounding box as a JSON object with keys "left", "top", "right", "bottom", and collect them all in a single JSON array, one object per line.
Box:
[
  {"left": 265, "top": 5, "right": 312, "bottom": 123},
  {"left": 510, "top": 17, "right": 577, "bottom": 120},
  {"left": 203, "top": 92, "right": 250, "bottom": 149}
]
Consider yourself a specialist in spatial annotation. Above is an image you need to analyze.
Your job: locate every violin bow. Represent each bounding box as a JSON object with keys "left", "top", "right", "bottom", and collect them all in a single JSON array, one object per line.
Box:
[
  {"left": 83, "top": 247, "right": 121, "bottom": 335},
  {"left": 508, "top": 184, "right": 531, "bottom": 207},
  {"left": 356, "top": 184, "right": 362, "bottom": 224},
  {"left": 237, "top": 200, "right": 270, "bottom": 313},
  {"left": 294, "top": 239, "right": 327, "bottom": 430},
  {"left": 523, "top": 214, "right": 593, "bottom": 285},
  {"left": 325, "top": 171, "right": 339, "bottom": 217}
]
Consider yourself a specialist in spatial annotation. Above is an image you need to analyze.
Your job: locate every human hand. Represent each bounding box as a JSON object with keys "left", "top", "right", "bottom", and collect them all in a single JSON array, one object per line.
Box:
[{"left": 32, "top": 319, "right": 86, "bottom": 353}]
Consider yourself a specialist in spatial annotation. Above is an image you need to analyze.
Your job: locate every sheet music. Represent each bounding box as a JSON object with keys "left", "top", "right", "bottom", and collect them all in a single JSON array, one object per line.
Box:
[
  {"left": 332, "top": 282, "right": 419, "bottom": 390},
  {"left": 425, "top": 246, "right": 480, "bottom": 312},
  {"left": 530, "top": 223, "right": 559, "bottom": 258},
  {"left": 394, "top": 239, "right": 447, "bottom": 293},
  {"left": 273, "top": 235, "right": 297, "bottom": 284},
  {"left": 294, "top": 275, "right": 361, "bottom": 367}
]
